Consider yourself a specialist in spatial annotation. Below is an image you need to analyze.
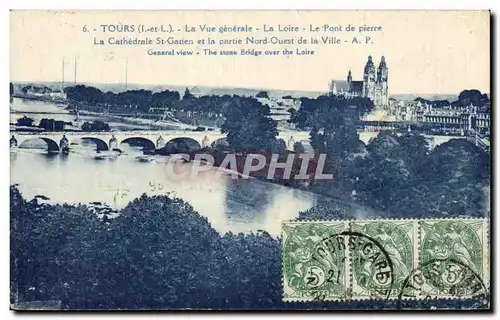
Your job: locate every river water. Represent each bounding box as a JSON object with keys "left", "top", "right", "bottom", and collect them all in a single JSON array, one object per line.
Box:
[{"left": 10, "top": 98, "right": 376, "bottom": 236}]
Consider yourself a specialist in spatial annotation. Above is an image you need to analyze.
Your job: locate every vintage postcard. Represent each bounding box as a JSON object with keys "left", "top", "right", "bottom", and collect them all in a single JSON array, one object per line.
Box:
[{"left": 9, "top": 10, "right": 491, "bottom": 310}]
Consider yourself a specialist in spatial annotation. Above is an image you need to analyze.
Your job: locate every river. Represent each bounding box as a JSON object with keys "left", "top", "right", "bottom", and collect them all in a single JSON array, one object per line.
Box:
[{"left": 10, "top": 97, "right": 377, "bottom": 236}]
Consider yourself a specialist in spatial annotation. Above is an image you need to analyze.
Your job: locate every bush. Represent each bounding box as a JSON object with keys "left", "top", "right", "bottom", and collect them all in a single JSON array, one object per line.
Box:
[{"left": 11, "top": 184, "right": 489, "bottom": 310}]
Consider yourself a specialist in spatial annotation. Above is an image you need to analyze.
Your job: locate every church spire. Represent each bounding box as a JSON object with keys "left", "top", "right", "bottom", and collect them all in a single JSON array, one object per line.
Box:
[
  {"left": 347, "top": 69, "right": 352, "bottom": 83},
  {"left": 364, "top": 55, "right": 375, "bottom": 74},
  {"left": 377, "top": 55, "right": 388, "bottom": 82}
]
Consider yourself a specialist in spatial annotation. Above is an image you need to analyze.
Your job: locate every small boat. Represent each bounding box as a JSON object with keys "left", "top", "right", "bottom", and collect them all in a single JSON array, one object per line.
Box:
[
  {"left": 143, "top": 149, "right": 156, "bottom": 155},
  {"left": 93, "top": 150, "right": 118, "bottom": 161},
  {"left": 136, "top": 155, "right": 155, "bottom": 163}
]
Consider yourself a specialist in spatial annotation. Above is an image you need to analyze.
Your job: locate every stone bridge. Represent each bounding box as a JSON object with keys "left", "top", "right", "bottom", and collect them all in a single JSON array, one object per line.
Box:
[
  {"left": 10, "top": 130, "right": 312, "bottom": 153},
  {"left": 9, "top": 129, "right": 470, "bottom": 154}
]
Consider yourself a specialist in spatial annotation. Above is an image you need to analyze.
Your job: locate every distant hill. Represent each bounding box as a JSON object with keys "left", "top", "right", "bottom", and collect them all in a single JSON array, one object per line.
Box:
[
  {"left": 12, "top": 81, "right": 487, "bottom": 102},
  {"left": 390, "top": 94, "right": 458, "bottom": 102}
]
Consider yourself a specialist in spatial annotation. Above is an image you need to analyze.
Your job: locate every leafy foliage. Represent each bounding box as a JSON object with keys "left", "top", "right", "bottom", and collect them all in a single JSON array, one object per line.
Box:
[
  {"left": 65, "top": 85, "right": 180, "bottom": 114},
  {"left": 38, "top": 118, "right": 66, "bottom": 131},
  {"left": 415, "top": 90, "right": 490, "bottom": 111},
  {"left": 256, "top": 91, "right": 269, "bottom": 98},
  {"left": 291, "top": 95, "right": 374, "bottom": 130},
  {"left": 21, "top": 85, "right": 55, "bottom": 95},
  {"left": 10, "top": 188, "right": 283, "bottom": 309},
  {"left": 297, "top": 205, "right": 349, "bottom": 221},
  {"left": 456, "top": 89, "right": 489, "bottom": 108},
  {"left": 221, "top": 96, "right": 279, "bottom": 152},
  {"left": 293, "top": 141, "right": 305, "bottom": 153},
  {"left": 81, "top": 120, "right": 110, "bottom": 132},
  {"left": 310, "top": 131, "right": 490, "bottom": 218},
  {"left": 11, "top": 186, "right": 488, "bottom": 310},
  {"left": 16, "top": 116, "right": 35, "bottom": 127}
]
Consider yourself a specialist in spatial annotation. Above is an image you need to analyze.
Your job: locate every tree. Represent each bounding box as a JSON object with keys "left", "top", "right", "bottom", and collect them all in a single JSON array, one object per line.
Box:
[
  {"left": 414, "top": 97, "right": 449, "bottom": 108},
  {"left": 256, "top": 91, "right": 269, "bottom": 99},
  {"left": 38, "top": 118, "right": 65, "bottom": 131},
  {"left": 16, "top": 116, "right": 35, "bottom": 127},
  {"left": 10, "top": 185, "right": 489, "bottom": 310},
  {"left": 219, "top": 232, "right": 281, "bottom": 308},
  {"left": 10, "top": 186, "right": 105, "bottom": 307},
  {"left": 298, "top": 204, "right": 348, "bottom": 221},
  {"left": 293, "top": 142, "right": 305, "bottom": 153},
  {"left": 455, "top": 89, "right": 489, "bottom": 107},
  {"left": 273, "top": 138, "right": 287, "bottom": 153},
  {"left": 100, "top": 194, "right": 223, "bottom": 308},
  {"left": 221, "top": 97, "right": 279, "bottom": 152},
  {"left": 151, "top": 90, "right": 181, "bottom": 111},
  {"left": 102, "top": 91, "right": 118, "bottom": 106},
  {"left": 414, "top": 139, "right": 490, "bottom": 217},
  {"left": 183, "top": 87, "right": 193, "bottom": 100},
  {"left": 340, "top": 132, "right": 490, "bottom": 218},
  {"left": 81, "top": 120, "right": 110, "bottom": 132},
  {"left": 292, "top": 95, "right": 373, "bottom": 130},
  {"left": 415, "top": 90, "right": 490, "bottom": 109},
  {"left": 65, "top": 85, "right": 104, "bottom": 104}
]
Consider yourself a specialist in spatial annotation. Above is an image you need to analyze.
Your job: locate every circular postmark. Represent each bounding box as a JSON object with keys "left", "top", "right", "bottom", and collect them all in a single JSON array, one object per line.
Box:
[
  {"left": 397, "top": 219, "right": 489, "bottom": 305},
  {"left": 340, "top": 231, "right": 395, "bottom": 300},
  {"left": 347, "top": 220, "right": 415, "bottom": 299},
  {"left": 397, "top": 258, "right": 488, "bottom": 304}
]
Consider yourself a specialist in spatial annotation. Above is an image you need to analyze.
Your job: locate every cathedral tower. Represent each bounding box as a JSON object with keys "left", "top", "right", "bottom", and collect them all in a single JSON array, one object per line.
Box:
[
  {"left": 342, "top": 55, "right": 389, "bottom": 107},
  {"left": 377, "top": 56, "right": 389, "bottom": 107},
  {"left": 328, "top": 79, "right": 337, "bottom": 96},
  {"left": 362, "top": 55, "right": 376, "bottom": 99}
]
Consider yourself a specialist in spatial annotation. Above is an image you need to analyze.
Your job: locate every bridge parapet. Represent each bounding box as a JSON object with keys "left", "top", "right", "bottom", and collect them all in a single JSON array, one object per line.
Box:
[
  {"left": 12, "top": 130, "right": 226, "bottom": 152},
  {"left": 11, "top": 130, "right": 313, "bottom": 151}
]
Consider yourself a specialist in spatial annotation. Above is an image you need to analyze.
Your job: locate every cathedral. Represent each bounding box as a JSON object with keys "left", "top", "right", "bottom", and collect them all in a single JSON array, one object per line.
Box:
[{"left": 329, "top": 55, "right": 389, "bottom": 108}]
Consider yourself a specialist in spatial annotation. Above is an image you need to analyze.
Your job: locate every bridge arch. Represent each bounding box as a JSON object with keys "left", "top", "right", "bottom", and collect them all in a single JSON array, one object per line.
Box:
[
  {"left": 79, "top": 137, "right": 109, "bottom": 151},
  {"left": 18, "top": 137, "right": 60, "bottom": 152},
  {"left": 163, "top": 137, "right": 202, "bottom": 153},
  {"left": 120, "top": 137, "right": 156, "bottom": 151}
]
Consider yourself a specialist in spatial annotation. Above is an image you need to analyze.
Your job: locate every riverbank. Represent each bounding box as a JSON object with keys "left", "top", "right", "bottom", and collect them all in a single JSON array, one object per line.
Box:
[
  {"left": 78, "top": 109, "right": 194, "bottom": 131},
  {"left": 12, "top": 93, "right": 67, "bottom": 105},
  {"left": 11, "top": 96, "right": 198, "bottom": 132},
  {"left": 178, "top": 148, "right": 386, "bottom": 218}
]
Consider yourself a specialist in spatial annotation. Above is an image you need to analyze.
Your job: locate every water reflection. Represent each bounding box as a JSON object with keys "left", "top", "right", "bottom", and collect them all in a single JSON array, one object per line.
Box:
[
  {"left": 11, "top": 149, "right": 326, "bottom": 236},
  {"left": 11, "top": 148, "right": 381, "bottom": 235}
]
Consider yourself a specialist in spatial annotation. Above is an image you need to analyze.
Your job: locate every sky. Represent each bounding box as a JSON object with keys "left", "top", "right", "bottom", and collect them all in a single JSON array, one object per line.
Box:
[{"left": 10, "top": 10, "right": 490, "bottom": 94}]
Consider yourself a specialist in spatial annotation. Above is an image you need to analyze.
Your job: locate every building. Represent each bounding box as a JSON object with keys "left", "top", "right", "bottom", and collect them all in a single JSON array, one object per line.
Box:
[
  {"left": 394, "top": 100, "right": 424, "bottom": 122},
  {"left": 422, "top": 106, "right": 490, "bottom": 133},
  {"left": 256, "top": 97, "right": 301, "bottom": 129},
  {"left": 329, "top": 55, "right": 389, "bottom": 108},
  {"left": 393, "top": 101, "right": 490, "bottom": 134}
]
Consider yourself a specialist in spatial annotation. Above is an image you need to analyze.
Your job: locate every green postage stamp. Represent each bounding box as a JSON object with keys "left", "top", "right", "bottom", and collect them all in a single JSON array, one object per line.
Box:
[{"left": 282, "top": 218, "right": 489, "bottom": 302}]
